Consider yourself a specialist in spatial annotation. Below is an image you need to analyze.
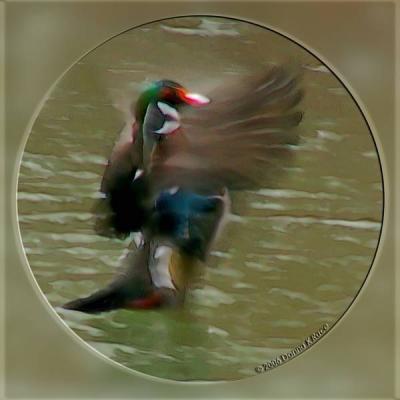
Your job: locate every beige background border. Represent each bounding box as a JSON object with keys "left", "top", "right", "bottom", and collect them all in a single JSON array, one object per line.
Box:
[
  {"left": 2, "top": 1, "right": 397, "bottom": 399},
  {"left": 0, "top": 2, "right": 5, "bottom": 399}
]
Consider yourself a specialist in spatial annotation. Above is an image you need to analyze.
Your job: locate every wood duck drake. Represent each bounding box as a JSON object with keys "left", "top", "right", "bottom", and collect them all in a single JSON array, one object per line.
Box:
[
  {"left": 93, "top": 79, "right": 210, "bottom": 238},
  {"left": 63, "top": 66, "right": 303, "bottom": 313}
]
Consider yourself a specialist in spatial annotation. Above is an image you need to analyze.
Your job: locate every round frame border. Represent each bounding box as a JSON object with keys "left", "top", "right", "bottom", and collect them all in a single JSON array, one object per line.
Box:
[{"left": 13, "top": 14, "right": 386, "bottom": 383}]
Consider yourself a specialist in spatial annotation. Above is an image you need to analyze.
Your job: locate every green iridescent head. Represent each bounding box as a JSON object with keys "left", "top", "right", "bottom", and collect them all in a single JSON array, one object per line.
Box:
[{"left": 133, "top": 80, "right": 210, "bottom": 123}]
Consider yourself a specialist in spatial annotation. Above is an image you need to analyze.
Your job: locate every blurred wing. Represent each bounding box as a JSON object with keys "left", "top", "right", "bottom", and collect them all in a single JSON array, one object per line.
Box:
[{"left": 149, "top": 65, "right": 303, "bottom": 192}]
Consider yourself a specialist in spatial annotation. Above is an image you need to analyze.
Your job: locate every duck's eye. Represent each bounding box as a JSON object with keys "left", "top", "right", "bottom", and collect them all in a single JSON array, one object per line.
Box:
[{"left": 162, "top": 88, "right": 174, "bottom": 99}]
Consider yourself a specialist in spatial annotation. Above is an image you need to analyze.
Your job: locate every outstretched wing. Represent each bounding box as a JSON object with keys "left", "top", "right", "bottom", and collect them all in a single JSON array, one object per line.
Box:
[{"left": 149, "top": 65, "right": 303, "bottom": 193}]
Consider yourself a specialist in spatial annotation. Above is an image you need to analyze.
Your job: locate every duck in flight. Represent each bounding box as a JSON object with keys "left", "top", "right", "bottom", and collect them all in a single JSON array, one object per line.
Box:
[{"left": 62, "top": 66, "right": 303, "bottom": 313}]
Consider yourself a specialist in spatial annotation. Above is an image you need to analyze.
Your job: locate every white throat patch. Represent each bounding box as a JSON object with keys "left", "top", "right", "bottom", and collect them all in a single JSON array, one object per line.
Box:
[
  {"left": 155, "top": 102, "right": 181, "bottom": 135},
  {"left": 157, "top": 102, "right": 180, "bottom": 121},
  {"left": 155, "top": 121, "right": 181, "bottom": 135}
]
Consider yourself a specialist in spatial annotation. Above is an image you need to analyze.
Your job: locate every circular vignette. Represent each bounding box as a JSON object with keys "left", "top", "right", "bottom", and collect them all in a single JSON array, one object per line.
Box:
[{"left": 15, "top": 15, "right": 384, "bottom": 382}]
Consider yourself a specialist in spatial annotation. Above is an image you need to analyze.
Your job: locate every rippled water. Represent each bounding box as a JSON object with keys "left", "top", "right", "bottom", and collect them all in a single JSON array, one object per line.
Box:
[{"left": 18, "top": 17, "right": 383, "bottom": 381}]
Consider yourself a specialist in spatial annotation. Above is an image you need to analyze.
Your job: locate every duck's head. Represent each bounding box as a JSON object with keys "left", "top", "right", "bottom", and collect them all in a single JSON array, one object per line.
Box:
[
  {"left": 134, "top": 79, "right": 210, "bottom": 125},
  {"left": 134, "top": 80, "right": 210, "bottom": 169}
]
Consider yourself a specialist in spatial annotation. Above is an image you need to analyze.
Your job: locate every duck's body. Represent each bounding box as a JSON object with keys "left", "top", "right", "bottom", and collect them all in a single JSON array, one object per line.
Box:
[
  {"left": 64, "top": 190, "right": 229, "bottom": 313},
  {"left": 63, "top": 67, "right": 303, "bottom": 313}
]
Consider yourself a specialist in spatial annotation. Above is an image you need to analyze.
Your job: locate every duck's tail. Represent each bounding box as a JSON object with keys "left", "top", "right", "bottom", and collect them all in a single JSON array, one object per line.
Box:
[{"left": 62, "top": 285, "right": 128, "bottom": 314}]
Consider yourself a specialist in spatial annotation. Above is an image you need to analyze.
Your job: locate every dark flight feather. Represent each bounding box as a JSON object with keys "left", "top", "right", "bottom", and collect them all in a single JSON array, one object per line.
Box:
[{"left": 148, "top": 66, "right": 303, "bottom": 193}]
